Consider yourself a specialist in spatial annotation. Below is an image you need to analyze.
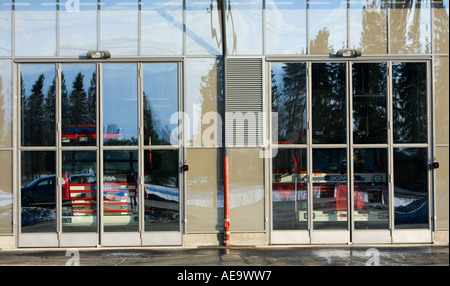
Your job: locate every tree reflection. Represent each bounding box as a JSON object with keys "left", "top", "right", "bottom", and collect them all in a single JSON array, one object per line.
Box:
[
  {"left": 389, "top": 0, "right": 431, "bottom": 54},
  {"left": 312, "top": 63, "right": 346, "bottom": 144},
  {"left": 392, "top": 62, "right": 427, "bottom": 143},
  {"left": 352, "top": 63, "right": 388, "bottom": 143},
  {"left": 271, "top": 63, "right": 307, "bottom": 144},
  {"left": 356, "top": 0, "right": 388, "bottom": 54},
  {"left": 21, "top": 72, "right": 55, "bottom": 146},
  {"left": 21, "top": 69, "right": 97, "bottom": 147}
]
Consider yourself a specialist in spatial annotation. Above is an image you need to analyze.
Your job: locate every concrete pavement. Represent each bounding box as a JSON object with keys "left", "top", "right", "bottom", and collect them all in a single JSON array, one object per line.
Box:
[{"left": 0, "top": 244, "right": 448, "bottom": 266}]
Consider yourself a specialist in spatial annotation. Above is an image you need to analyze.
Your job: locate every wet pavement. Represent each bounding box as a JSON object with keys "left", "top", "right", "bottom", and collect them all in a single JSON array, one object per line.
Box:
[{"left": 0, "top": 244, "right": 448, "bottom": 267}]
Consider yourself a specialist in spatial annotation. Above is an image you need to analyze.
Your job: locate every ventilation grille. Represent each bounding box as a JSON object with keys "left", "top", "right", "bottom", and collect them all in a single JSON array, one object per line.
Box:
[{"left": 225, "top": 58, "right": 263, "bottom": 147}]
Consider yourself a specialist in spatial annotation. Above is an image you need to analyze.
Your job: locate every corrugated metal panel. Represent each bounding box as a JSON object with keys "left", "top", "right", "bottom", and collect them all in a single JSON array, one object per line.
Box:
[{"left": 225, "top": 58, "right": 263, "bottom": 147}]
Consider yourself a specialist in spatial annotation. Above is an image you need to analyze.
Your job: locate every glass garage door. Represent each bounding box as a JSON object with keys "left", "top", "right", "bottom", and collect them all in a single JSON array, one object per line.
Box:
[
  {"left": 18, "top": 62, "right": 182, "bottom": 247},
  {"left": 270, "top": 60, "right": 432, "bottom": 244}
]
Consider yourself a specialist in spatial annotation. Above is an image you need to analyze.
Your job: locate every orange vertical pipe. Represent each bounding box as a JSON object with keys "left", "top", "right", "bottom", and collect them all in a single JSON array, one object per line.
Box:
[{"left": 224, "top": 154, "right": 230, "bottom": 246}]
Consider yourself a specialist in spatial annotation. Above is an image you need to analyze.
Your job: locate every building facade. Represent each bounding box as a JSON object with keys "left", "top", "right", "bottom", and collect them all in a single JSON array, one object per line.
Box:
[{"left": 0, "top": 0, "right": 448, "bottom": 248}]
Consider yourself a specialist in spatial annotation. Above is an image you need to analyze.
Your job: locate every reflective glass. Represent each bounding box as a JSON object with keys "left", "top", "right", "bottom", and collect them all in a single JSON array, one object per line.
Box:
[
  {"left": 228, "top": 148, "right": 265, "bottom": 231},
  {"left": 141, "top": 0, "right": 183, "bottom": 55},
  {"left": 311, "top": 62, "right": 346, "bottom": 144},
  {"left": 186, "top": 58, "right": 224, "bottom": 147},
  {"left": 59, "top": 0, "right": 98, "bottom": 56},
  {"left": 21, "top": 151, "right": 56, "bottom": 233},
  {"left": 0, "top": 0, "right": 11, "bottom": 56},
  {"left": 394, "top": 148, "right": 429, "bottom": 229},
  {"left": 389, "top": 0, "right": 431, "bottom": 54},
  {"left": 186, "top": 0, "right": 222, "bottom": 55},
  {"left": 271, "top": 62, "right": 307, "bottom": 144},
  {"left": 272, "top": 148, "right": 307, "bottom": 230},
  {"left": 61, "top": 64, "right": 97, "bottom": 146},
  {"left": 349, "top": 0, "right": 387, "bottom": 54},
  {"left": 103, "top": 150, "right": 139, "bottom": 232},
  {"left": 435, "top": 147, "right": 449, "bottom": 229},
  {"left": 15, "top": 0, "right": 56, "bottom": 56},
  {"left": 144, "top": 150, "right": 179, "bottom": 232},
  {"left": 0, "top": 60, "right": 12, "bottom": 147},
  {"left": 392, "top": 62, "right": 427, "bottom": 143},
  {"left": 312, "top": 148, "right": 348, "bottom": 230},
  {"left": 433, "top": 0, "right": 449, "bottom": 53},
  {"left": 0, "top": 151, "right": 12, "bottom": 234},
  {"left": 62, "top": 151, "right": 97, "bottom": 233},
  {"left": 352, "top": 62, "right": 388, "bottom": 144},
  {"left": 100, "top": 0, "right": 138, "bottom": 55},
  {"left": 266, "top": 0, "right": 307, "bottom": 55},
  {"left": 20, "top": 64, "right": 56, "bottom": 147},
  {"left": 186, "top": 148, "right": 223, "bottom": 232},
  {"left": 143, "top": 63, "right": 178, "bottom": 146},
  {"left": 434, "top": 57, "right": 449, "bottom": 145},
  {"left": 309, "top": 0, "right": 347, "bottom": 55},
  {"left": 225, "top": 0, "right": 263, "bottom": 55},
  {"left": 102, "top": 64, "right": 138, "bottom": 145},
  {"left": 353, "top": 148, "right": 389, "bottom": 230}
]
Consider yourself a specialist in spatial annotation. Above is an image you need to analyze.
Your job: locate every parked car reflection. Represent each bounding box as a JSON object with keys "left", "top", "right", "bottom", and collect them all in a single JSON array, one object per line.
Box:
[{"left": 21, "top": 175, "right": 56, "bottom": 207}]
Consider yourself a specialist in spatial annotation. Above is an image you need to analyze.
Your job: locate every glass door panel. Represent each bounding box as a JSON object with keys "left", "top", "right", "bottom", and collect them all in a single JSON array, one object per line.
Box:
[
  {"left": 20, "top": 64, "right": 56, "bottom": 147},
  {"left": 103, "top": 150, "right": 139, "bottom": 232},
  {"left": 271, "top": 62, "right": 307, "bottom": 145},
  {"left": 102, "top": 64, "right": 138, "bottom": 145},
  {"left": 62, "top": 151, "right": 97, "bottom": 233},
  {"left": 272, "top": 148, "right": 307, "bottom": 230},
  {"left": 312, "top": 148, "right": 348, "bottom": 230},
  {"left": 61, "top": 64, "right": 97, "bottom": 146},
  {"left": 393, "top": 148, "right": 429, "bottom": 229},
  {"left": 21, "top": 151, "right": 57, "bottom": 233},
  {"left": 311, "top": 62, "right": 346, "bottom": 144},
  {"left": 352, "top": 62, "right": 388, "bottom": 144},
  {"left": 143, "top": 150, "right": 180, "bottom": 232},
  {"left": 353, "top": 148, "right": 389, "bottom": 230},
  {"left": 392, "top": 62, "right": 428, "bottom": 143},
  {"left": 143, "top": 63, "right": 179, "bottom": 146}
]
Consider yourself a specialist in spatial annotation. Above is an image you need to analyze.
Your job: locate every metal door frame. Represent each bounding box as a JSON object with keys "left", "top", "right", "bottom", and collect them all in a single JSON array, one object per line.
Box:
[
  {"left": 16, "top": 58, "right": 184, "bottom": 247},
  {"left": 268, "top": 57, "right": 433, "bottom": 245}
]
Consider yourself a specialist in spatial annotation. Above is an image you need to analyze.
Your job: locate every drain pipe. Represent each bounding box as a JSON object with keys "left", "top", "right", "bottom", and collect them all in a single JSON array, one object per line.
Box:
[
  {"left": 221, "top": 0, "right": 230, "bottom": 247},
  {"left": 224, "top": 152, "right": 230, "bottom": 246}
]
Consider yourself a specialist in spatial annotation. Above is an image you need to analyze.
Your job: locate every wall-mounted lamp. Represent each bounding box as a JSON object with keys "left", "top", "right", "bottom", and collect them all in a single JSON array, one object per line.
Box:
[
  {"left": 336, "top": 49, "right": 362, "bottom": 58},
  {"left": 86, "top": 50, "right": 111, "bottom": 59}
]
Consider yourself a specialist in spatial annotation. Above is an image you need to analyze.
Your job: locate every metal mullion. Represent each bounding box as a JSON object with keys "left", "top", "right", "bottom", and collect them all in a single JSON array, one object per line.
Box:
[
  {"left": 306, "top": 60, "right": 313, "bottom": 235},
  {"left": 143, "top": 145, "right": 180, "bottom": 151},
  {"left": 138, "top": 62, "right": 144, "bottom": 239},
  {"left": 427, "top": 59, "right": 433, "bottom": 233},
  {"left": 274, "top": 144, "right": 308, "bottom": 149},
  {"left": 179, "top": 60, "right": 185, "bottom": 240},
  {"left": 348, "top": 60, "right": 354, "bottom": 236},
  {"left": 387, "top": 60, "right": 394, "bottom": 238},
  {"left": 56, "top": 63, "right": 62, "bottom": 244},
  {"left": 56, "top": 0, "right": 60, "bottom": 57},
  {"left": 352, "top": 144, "right": 390, "bottom": 149},
  {"left": 98, "top": 61, "right": 104, "bottom": 242},
  {"left": 310, "top": 144, "right": 348, "bottom": 149}
]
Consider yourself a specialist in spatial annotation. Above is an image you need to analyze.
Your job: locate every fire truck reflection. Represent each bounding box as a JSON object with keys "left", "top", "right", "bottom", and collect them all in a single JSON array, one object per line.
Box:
[
  {"left": 62, "top": 124, "right": 125, "bottom": 145},
  {"left": 272, "top": 149, "right": 388, "bottom": 226},
  {"left": 61, "top": 173, "right": 138, "bottom": 227}
]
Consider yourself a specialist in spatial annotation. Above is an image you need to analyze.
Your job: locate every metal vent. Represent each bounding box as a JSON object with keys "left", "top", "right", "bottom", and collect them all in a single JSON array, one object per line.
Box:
[{"left": 225, "top": 58, "right": 263, "bottom": 147}]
